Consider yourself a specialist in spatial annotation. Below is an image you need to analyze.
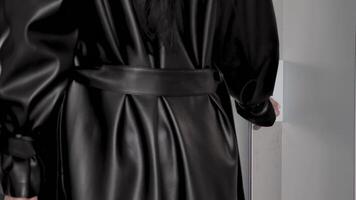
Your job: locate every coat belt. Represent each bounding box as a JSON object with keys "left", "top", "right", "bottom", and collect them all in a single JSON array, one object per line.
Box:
[{"left": 70, "top": 65, "right": 224, "bottom": 96}]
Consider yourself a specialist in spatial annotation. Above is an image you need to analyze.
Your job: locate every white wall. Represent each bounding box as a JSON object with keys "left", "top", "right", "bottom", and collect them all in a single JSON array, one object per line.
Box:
[
  {"left": 282, "top": 0, "right": 356, "bottom": 199},
  {"left": 252, "top": 122, "right": 282, "bottom": 200}
]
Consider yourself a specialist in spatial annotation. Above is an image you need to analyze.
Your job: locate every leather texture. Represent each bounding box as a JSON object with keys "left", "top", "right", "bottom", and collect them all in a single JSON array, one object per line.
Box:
[
  {"left": 0, "top": 0, "right": 279, "bottom": 199},
  {"left": 71, "top": 65, "right": 223, "bottom": 96}
]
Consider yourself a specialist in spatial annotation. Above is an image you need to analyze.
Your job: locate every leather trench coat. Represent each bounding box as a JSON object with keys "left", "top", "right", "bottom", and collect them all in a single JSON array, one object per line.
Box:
[{"left": 0, "top": 0, "right": 279, "bottom": 199}]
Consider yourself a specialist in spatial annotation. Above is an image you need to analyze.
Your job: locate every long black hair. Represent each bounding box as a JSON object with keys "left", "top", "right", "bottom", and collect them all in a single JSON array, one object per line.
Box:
[{"left": 136, "top": 0, "right": 184, "bottom": 46}]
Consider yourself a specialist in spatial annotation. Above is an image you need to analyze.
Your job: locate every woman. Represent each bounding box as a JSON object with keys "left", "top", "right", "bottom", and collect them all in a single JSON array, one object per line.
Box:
[{"left": 0, "top": 0, "right": 280, "bottom": 199}]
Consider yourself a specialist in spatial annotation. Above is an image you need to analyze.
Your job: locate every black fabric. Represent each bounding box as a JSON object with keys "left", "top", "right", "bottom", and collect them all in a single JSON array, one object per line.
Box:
[
  {"left": 1, "top": 153, "right": 41, "bottom": 198},
  {"left": 0, "top": 136, "right": 42, "bottom": 198},
  {"left": 2, "top": 137, "right": 36, "bottom": 159},
  {"left": 71, "top": 65, "right": 223, "bottom": 96},
  {"left": 0, "top": 0, "right": 279, "bottom": 199}
]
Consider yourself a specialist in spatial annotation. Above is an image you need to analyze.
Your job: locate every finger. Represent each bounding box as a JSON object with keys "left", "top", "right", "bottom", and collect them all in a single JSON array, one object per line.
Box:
[
  {"left": 270, "top": 98, "right": 281, "bottom": 112},
  {"left": 270, "top": 98, "right": 278, "bottom": 106},
  {"left": 270, "top": 100, "right": 278, "bottom": 110},
  {"left": 253, "top": 124, "right": 261, "bottom": 130},
  {"left": 275, "top": 108, "right": 281, "bottom": 116},
  {"left": 269, "top": 96, "right": 276, "bottom": 103}
]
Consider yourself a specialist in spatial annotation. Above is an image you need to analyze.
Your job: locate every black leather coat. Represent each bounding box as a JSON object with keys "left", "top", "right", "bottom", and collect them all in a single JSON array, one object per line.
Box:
[{"left": 0, "top": 0, "right": 279, "bottom": 199}]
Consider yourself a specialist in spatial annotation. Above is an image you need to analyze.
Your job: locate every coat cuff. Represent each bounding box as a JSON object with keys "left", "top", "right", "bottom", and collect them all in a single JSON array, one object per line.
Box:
[
  {"left": 234, "top": 99, "right": 276, "bottom": 127},
  {"left": 0, "top": 136, "right": 41, "bottom": 198}
]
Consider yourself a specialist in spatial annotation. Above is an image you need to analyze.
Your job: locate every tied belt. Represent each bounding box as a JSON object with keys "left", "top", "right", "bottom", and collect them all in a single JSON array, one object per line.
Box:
[{"left": 71, "top": 65, "right": 224, "bottom": 96}]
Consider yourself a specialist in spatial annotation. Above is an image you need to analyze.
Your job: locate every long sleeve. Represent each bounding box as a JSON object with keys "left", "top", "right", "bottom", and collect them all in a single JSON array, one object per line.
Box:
[
  {"left": 214, "top": 0, "right": 280, "bottom": 127},
  {"left": 0, "top": 0, "right": 79, "bottom": 197}
]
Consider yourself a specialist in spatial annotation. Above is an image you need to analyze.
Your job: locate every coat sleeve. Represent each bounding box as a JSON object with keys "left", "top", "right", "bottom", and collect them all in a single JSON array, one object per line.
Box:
[
  {"left": 214, "top": 0, "right": 280, "bottom": 127},
  {"left": 0, "top": 0, "right": 79, "bottom": 197}
]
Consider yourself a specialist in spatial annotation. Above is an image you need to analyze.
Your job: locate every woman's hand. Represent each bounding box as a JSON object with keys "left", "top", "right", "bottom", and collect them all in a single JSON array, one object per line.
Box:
[
  {"left": 270, "top": 97, "right": 281, "bottom": 117},
  {"left": 253, "top": 97, "right": 281, "bottom": 130},
  {"left": 4, "top": 196, "right": 37, "bottom": 200}
]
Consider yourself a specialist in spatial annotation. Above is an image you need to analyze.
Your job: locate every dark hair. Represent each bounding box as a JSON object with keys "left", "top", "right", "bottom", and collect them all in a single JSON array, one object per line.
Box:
[{"left": 137, "top": 0, "right": 183, "bottom": 47}]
